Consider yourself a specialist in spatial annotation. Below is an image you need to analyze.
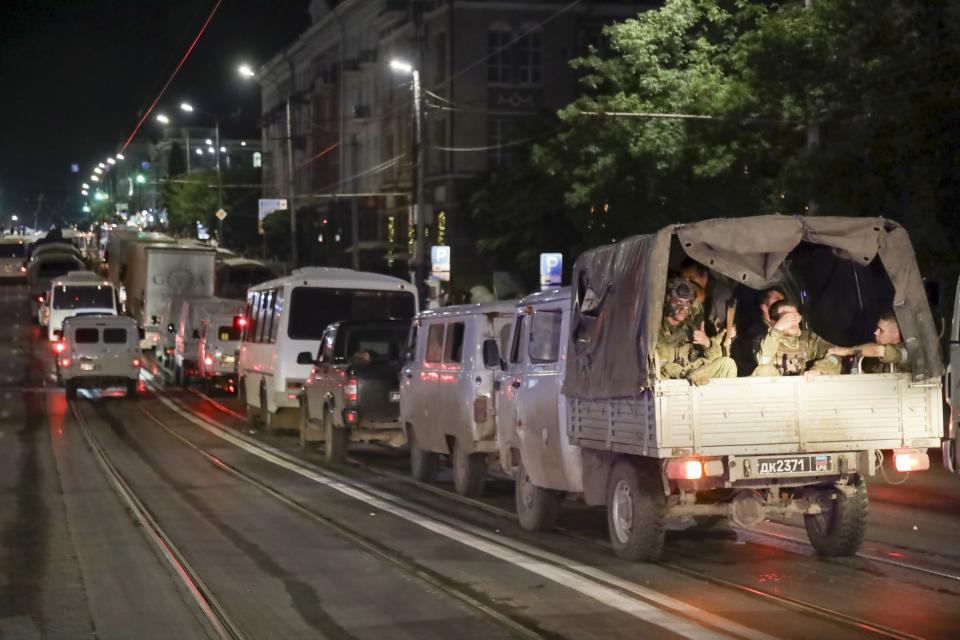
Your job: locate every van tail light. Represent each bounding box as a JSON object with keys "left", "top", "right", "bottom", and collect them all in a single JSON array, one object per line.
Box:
[
  {"left": 131, "top": 358, "right": 141, "bottom": 368},
  {"left": 894, "top": 449, "right": 930, "bottom": 472},
  {"left": 37, "top": 295, "right": 44, "bottom": 303},
  {"left": 60, "top": 357, "right": 71, "bottom": 369},
  {"left": 344, "top": 378, "right": 358, "bottom": 402},
  {"left": 204, "top": 356, "right": 214, "bottom": 366},
  {"left": 665, "top": 458, "right": 704, "bottom": 480},
  {"left": 233, "top": 315, "right": 248, "bottom": 331},
  {"left": 343, "top": 409, "right": 359, "bottom": 425},
  {"left": 54, "top": 341, "right": 66, "bottom": 354},
  {"left": 474, "top": 396, "right": 488, "bottom": 423},
  {"left": 20, "top": 265, "right": 26, "bottom": 273}
]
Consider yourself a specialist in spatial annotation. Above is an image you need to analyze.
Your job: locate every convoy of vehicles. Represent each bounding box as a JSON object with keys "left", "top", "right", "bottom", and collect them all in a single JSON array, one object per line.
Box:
[
  {"left": 44, "top": 271, "right": 118, "bottom": 341},
  {"left": 58, "top": 314, "right": 142, "bottom": 400},
  {"left": 238, "top": 267, "right": 417, "bottom": 432},
  {"left": 301, "top": 320, "right": 410, "bottom": 462},
  {"left": 401, "top": 302, "right": 515, "bottom": 496}
]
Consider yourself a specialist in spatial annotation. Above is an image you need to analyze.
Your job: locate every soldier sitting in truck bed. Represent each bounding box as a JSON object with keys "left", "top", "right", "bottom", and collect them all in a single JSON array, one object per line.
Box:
[
  {"left": 827, "top": 310, "right": 909, "bottom": 373},
  {"left": 656, "top": 279, "right": 737, "bottom": 385},
  {"left": 752, "top": 300, "right": 841, "bottom": 380}
]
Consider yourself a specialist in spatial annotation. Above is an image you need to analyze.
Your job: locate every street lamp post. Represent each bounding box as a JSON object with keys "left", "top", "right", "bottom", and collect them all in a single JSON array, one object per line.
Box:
[
  {"left": 390, "top": 59, "right": 425, "bottom": 291},
  {"left": 180, "top": 102, "right": 223, "bottom": 211},
  {"left": 238, "top": 63, "right": 298, "bottom": 270}
]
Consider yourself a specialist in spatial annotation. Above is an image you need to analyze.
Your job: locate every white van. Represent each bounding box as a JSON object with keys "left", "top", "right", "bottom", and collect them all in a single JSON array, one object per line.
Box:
[
  {"left": 173, "top": 297, "right": 244, "bottom": 386},
  {"left": 44, "top": 271, "right": 117, "bottom": 341},
  {"left": 0, "top": 237, "right": 29, "bottom": 281},
  {"left": 238, "top": 267, "right": 417, "bottom": 431},
  {"left": 197, "top": 313, "right": 243, "bottom": 393},
  {"left": 400, "top": 302, "right": 515, "bottom": 497}
]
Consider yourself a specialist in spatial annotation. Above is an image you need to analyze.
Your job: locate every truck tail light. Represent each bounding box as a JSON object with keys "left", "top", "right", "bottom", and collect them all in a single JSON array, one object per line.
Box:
[
  {"left": 894, "top": 449, "right": 929, "bottom": 472},
  {"left": 204, "top": 356, "right": 214, "bottom": 366},
  {"left": 343, "top": 409, "right": 359, "bottom": 425},
  {"left": 233, "top": 315, "right": 248, "bottom": 331},
  {"left": 131, "top": 358, "right": 141, "bottom": 368},
  {"left": 665, "top": 458, "right": 703, "bottom": 480},
  {"left": 473, "top": 396, "right": 488, "bottom": 423},
  {"left": 60, "top": 357, "right": 71, "bottom": 369},
  {"left": 54, "top": 341, "right": 65, "bottom": 354},
  {"left": 344, "top": 378, "right": 358, "bottom": 402},
  {"left": 37, "top": 295, "right": 44, "bottom": 303}
]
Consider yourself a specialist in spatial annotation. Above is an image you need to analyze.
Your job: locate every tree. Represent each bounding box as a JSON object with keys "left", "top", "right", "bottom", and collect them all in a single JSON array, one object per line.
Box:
[{"left": 162, "top": 169, "right": 217, "bottom": 235}]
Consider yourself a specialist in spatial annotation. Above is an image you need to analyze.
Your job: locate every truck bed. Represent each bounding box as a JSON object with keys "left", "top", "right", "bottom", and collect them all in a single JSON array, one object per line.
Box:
[{"left": 567, "top": 374, "right": 943, "bottom": 457}]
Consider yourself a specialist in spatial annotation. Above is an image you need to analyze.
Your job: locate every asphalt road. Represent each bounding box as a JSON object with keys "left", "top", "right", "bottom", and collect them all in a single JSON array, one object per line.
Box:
[{"left": 2, "top": 281, "right": 960, "bottom": 640}]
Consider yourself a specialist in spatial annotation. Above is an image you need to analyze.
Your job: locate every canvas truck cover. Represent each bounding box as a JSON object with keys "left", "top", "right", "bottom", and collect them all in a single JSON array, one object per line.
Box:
[{"left": 562, "top": 215, "right": 942, "bottom": 400}]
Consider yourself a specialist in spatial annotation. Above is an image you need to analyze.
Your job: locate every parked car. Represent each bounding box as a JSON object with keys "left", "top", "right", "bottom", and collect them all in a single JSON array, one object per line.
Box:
[
  {"left": 43, "top": 271, "right": 118, "bottom": 341},
  {"left": 400, "top": 301, "right": 514, "bottom": 497},
  {"left": 238, "top": 267, "right": 417, "bottom": 433},
  {"left": 301, "top": 320, "right": 410, "bottom": 462},
  {"left": 58, "top": 314, "right": 142, "bottom": 400}
]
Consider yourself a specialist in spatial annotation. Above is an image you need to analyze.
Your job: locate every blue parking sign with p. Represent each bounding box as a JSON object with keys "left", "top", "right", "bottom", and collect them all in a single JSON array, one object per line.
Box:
[{"left": 540, "top": 253, "right": 562, "bottom": 289}]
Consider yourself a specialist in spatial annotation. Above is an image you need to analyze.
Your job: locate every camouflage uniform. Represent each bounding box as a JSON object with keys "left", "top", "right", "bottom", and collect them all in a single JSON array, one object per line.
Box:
[
  {"left": 657, "top": 317, "right": 737, "bottom": 384},
  {"left": 861, "top": 343, "right": 910, "bottom": 374},
  {"left": 752, "top": 328, "right": 841, "bottom": 377}
]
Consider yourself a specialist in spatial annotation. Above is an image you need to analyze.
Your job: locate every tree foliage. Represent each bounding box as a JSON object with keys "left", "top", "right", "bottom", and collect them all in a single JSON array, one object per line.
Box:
[{"left": 471, "top": 0, "right": 960, "bottom": 273}]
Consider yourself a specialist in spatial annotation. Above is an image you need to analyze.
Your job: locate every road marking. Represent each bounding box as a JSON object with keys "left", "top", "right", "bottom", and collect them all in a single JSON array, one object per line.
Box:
[{"left": 149, "top": 383, "right": 774, "bottom": 640}]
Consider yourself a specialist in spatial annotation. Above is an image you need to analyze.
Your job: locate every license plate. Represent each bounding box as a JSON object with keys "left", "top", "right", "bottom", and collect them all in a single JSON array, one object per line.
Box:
[
  {"left": 222, "top": 356, "right": 236, "bottom": 364},
  {"left": 757, "top": 455, "right": 831, "bottom": 475},
  {"left": 389, "top": 391, "right": 400, "bottom": 402},
  {"left": 79, "top": 363, "right": 96, "bottom": 371}
]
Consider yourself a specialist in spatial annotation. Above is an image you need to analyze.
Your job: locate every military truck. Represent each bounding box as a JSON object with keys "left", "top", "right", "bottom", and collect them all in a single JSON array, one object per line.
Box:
[{"left": 537, "top": 215, "right": 946, "bottom": 562}]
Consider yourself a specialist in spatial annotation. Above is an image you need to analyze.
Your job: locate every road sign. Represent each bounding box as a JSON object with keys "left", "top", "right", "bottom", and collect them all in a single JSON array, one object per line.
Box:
[
  {"left": 431, "top": 245, "right": 451, "bottom": 282},
  {"left": 215, "top": 209, "right": 228, "bottom": 221},
  {"left": 540, "top": 253, "right": 562, "bottom": 289},
  {"left": 257, "top": 199, "right": 288, "bottom": 235}
]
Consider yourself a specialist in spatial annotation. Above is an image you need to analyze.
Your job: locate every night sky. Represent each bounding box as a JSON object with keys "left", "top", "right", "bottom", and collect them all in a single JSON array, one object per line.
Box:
[{"left": 0, "top": 0, "right": 309, "bottom": 222}]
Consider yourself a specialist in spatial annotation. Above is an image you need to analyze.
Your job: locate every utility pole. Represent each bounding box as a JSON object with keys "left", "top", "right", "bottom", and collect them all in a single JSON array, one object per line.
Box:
[
  {"left": 412, "top": 0, "right": 426, "bottom": 292},
  {"left": 286, "top": 58, "right": 298, "bottom": 270}
]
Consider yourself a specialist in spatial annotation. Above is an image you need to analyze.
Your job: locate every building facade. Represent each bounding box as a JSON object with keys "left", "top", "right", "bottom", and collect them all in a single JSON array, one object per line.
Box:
[{"left": 258, "top": 0, "right": 651, "bottom": 284}]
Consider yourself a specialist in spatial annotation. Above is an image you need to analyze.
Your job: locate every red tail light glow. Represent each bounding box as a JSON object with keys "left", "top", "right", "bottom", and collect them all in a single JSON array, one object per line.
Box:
[
  {"left": 665, "top": 458, "right": 704, "bottom": 480},
  {"left": 344, "top": 378, "right": 358, "bottom": 402},
  {"left": 54, "top": 341, "right": 66, "bottom": 354},
  {"left": 204, "top": 356, "right": 214, "bottom": 366},
  {"left": 894, "top": 449, "right": 929, "bottom": 472},
  {"left": 131, "top": 358, "right": 141, "bottom": 368},
  {"left": 344, "top": 409, "right": 359, "bottom": 425},
  {"left": 60, "top": 357, "right": 71, "bottom": 369}
]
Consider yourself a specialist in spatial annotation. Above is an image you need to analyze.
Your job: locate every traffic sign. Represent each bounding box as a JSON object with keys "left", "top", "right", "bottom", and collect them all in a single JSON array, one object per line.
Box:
[
  {"left": 215, "top": 209, "right": 228, "bottom": 221},
  {"left": 540, "top": 253, "right": 562, "bottom": 289},
  {"left": 431, "top": 245, "right": 451, "bottom": 282},
  {"left": 258, "top": 199, "right": 288, "bottom": 235}
]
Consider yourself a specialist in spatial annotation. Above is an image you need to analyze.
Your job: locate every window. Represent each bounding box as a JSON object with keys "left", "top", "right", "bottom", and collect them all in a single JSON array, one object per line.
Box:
[
  {"left": 257, "top": 290, "right": 273, "bottom": 343},
  {"left": 75, "top": 328, "right": 99, "bottom": 343},
  {"left": 245, "top": 292, "right": 260, "bottom": 342},
  {"left": 53, "top": 286, "right": 114, "bottom": 310},
  {"left": 529, "top": 310, "right": 562, "bottom": 363},
  {"left": 287, "top": 287, "right": 416, "bottom": 341},
  {"left": 488, "top": 117, "right": 514, "bottom": 168},
  {"left": 103, "top": 328, "right": 127, "bottom": 344},
  {"left": 425, "top": 324, "right": 444, "bottom": 363},
  {"left": 0, "top": 244, "right": 25, "bottom": 257},
  {"left": 509, "top": 314, "right": 526, "bottom": 364},
  {"left": 443, "top": 322, "right": 465, "bottom": 363},
  {"left": 218, "top": 326, "right": 240, "bottom": 342},
  {"left": 516, "top": 29, "right": 542, "bottom": 84},
  {"left": 319, "top": 330, "right": 336, "bottom": 362},
  {"left": 488, "top": 26, "right": 513, "bottom": 84},
  {"left": 498, "top": 322, "right": 513, "bottom": 356},
  {"left": 269, "top": 288, "right": 284, "bottom": 343},
  {"left": 343, "top": 326, "right": 408, "bottom": 363}
]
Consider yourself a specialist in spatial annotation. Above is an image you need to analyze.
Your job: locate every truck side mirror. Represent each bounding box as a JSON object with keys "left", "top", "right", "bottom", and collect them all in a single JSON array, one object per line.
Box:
[
  {"left": 482, "top": 339, "right": 500, "bottom": 369},
  {"left": 296, "top": 351, "right": 314, "bottom": 365},
  {"left": 402, "top": 346, "right": 415, "bottom": 363}
]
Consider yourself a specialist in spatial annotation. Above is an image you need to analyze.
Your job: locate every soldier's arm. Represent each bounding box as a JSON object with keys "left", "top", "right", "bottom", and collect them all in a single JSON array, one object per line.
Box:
[
  {"left": 755, "top": 328, "right": 782, "bottom": 367},
  {"left": 808, "top": 332, "right": 841, "bottom": 374},
  {"left": 880, "top": 343, "right": 909, "bottom": 365}
]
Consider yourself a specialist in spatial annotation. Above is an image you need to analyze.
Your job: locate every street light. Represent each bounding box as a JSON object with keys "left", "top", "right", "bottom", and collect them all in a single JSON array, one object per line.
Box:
[
  {"left": 156, "top": 113, "right": 170, "bottom": 125},
  {"left": 106, "top": 157, "right": 116, "bottom": 165},
  {"left": 11, "top": 215, "right": 18, "bottom": 222},
  {"left": 237, "top": 63, "right": 256, "bottom": 79},
  {"left": 390, "top": 58, "right": 425, "bottom": 291},
  {"left": 94, "top": 167, "right": 103, "bottom": 174},
  {"left": 115, "top": 153, "right": 125, "bottom": 161},
  {"left": 90, "top": 175, "right": 100, "bottom": 182},
  {"left": 181, "top": 101, "right": 222, "bottom": 211}
]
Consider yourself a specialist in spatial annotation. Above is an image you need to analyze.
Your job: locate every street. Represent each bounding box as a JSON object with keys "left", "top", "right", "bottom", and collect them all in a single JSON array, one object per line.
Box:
[{"left": 1, "top": 282, "right": 958, "bottom": 640}]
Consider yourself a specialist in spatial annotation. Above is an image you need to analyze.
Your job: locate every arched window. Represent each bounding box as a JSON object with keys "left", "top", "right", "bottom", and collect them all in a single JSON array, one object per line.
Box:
[{"left": 488, "top": 23, "right": 513, "bottom": 84}]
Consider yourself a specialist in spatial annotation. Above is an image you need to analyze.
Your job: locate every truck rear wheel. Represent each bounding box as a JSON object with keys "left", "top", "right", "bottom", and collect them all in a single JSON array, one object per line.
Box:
[
  {"left": 451, "top": 438, "right": 486, "bottom": 498},
  {"left": 804, "top": 475, "right": 868, "bottom": 557},
  {"left": 515, "top": 458, "right": 562, "bottom": 531},
  {"left": 409, "top": 427, "right": 439, "bottom": 483},
  {"left": 324, "top": 410, "right": 348, "bottom": 464},
  {"left": 606, "top": 459, "right": 666, "bottom": 562}
]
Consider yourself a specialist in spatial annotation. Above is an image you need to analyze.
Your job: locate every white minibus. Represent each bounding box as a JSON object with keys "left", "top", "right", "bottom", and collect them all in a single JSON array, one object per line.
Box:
[
  {"left": 46, "top": 271, "right": 118, "bottom": 341},
  {"left": 238, "top": 267, "right": 417, "bottom": 431}
]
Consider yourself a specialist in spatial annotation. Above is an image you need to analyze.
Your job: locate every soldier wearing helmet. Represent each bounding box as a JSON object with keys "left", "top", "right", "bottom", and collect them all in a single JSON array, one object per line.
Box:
[{"left": 656, "top": 278, "right": 737, "bottom": 385}]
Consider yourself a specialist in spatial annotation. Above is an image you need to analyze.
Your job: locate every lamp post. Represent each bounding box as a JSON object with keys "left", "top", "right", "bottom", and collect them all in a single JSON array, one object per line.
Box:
[
  {"left": 156, "top": 113, "right": 191, "bottom": 174},
  {"left": 180, "top": 102, "right": 222, "bottom": 211},
  {"left": 389, "top": 59, "right": 425, "bottom": 291},
  {"left": 238, "top": 63, "right": 298, "bottom": 269}
]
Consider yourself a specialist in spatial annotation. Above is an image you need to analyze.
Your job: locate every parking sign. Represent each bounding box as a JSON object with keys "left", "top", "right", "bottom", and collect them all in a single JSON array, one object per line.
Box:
[
  {"left": 540, "top": 253, "right": 562, "bottom": 289},
  {"left": 431, "top": 245, "right": 451, "bottom": 282}
]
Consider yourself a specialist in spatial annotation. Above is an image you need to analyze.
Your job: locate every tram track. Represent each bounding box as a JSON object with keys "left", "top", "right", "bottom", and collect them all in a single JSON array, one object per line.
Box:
[{"left": 159, "top": 383, "right": 938, "bottom": 640}]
